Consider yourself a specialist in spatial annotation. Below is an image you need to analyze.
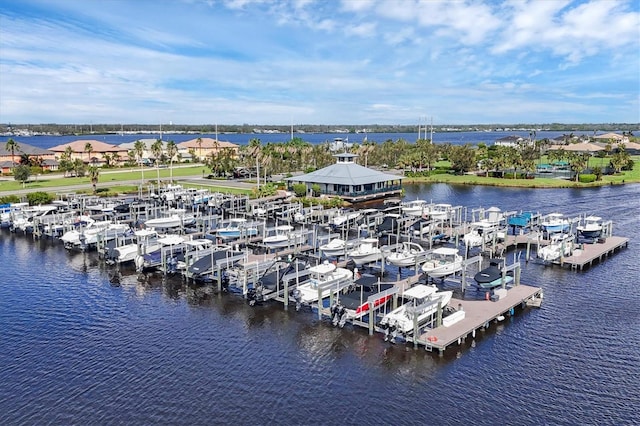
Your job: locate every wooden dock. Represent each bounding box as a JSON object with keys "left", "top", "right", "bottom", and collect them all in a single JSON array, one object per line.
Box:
[
  {"left": 413, "top": 284, "right": 543, "bottom": 354},
  {"left": 559, "top": 236, "right": 629, "bottom": 270}
]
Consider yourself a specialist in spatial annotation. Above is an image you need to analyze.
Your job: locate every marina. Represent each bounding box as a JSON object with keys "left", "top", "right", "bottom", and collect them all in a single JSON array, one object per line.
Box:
[
  {"left": 0, "top": 182, "right": 632, "bottom": 356},
  {"left": 0, "top": 182, "right": 637, "bottom": 425}
]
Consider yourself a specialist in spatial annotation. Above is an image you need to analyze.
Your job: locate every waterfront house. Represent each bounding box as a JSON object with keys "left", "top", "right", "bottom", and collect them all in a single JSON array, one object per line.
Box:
[
  {"left": 285, "top": 152, "right": 403, "bottom": 203},
  {"left": 177, "top": 138, "right": 239, "bottom": 161},
  {"left": 0, "top": 141, "right": 57, "bottom": 173},
  {"left": 48, "top": 139, "right": 127, "bottom": 166}
]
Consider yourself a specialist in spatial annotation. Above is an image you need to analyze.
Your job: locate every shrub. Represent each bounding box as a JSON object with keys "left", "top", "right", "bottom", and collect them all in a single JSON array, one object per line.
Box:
[
  {"left": 311, "top": 184, "right": 321, "bottom": 197},
  {"left": 0, "top": 194, "right": 21, "bottom": 204},
  {"left": 291, "top": 183, "right": 307, "bottom": 197},
  {"left": 578, "top": 174, "right": 596, "bottom": 183},
  {"left": 26, "top": 192, "right": 54, "bottom": 205}
]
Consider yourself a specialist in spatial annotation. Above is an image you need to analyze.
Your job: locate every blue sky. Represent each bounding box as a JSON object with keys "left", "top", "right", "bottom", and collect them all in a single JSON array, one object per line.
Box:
[{"left": 1, "top": 0, "right": 638, "bottom": 125}]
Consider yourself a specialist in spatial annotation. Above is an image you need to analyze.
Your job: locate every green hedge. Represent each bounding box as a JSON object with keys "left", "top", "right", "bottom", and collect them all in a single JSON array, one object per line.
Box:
[
  {"left": 26, "top": 192, "right": 54, "bottom": 205},
  {"left": 578, "top": 174, "right": 596, "bottom": 183}
]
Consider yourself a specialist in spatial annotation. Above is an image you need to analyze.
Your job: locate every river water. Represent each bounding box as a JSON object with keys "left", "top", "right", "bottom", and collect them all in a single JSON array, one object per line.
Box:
[
  {"left": 1, "top": 184, "right": 638, "bottom": 425},
  {"left": 7, "top": 130, "right": 570, "bottom": 149}
]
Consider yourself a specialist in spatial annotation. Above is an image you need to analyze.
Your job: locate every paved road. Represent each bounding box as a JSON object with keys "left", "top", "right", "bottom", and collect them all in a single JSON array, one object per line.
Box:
[{"left": 2, "top": 175, "right": 256, "bottom": 197}]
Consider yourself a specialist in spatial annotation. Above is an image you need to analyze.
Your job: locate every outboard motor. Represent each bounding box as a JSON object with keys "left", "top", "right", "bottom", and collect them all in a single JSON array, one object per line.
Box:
[
  {"left": 221, "top": 273, "right": 230, "bottom": 292},
  {"left": 383, "top": 322, "right": 398, "bottom": 343},
  {"left": 247, "top": 281, "right": 264, "bottom": 306},
  {"left": 330, "top": 302, "right": 348, "bottom": 328},
  {"left": 167, "top": 256, "right": 177, "bottom": 274},
  {"left": 291, "top": 289, "right": 302, "bottom": 311}
]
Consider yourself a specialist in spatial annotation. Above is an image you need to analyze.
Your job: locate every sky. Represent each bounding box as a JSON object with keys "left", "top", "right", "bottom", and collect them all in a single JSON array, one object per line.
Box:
[{"left": 0, "top": 0, "right": 639, "bottom": 126}]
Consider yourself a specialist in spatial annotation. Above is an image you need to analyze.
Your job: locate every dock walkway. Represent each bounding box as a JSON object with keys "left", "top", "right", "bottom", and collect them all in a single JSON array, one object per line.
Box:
[
  {"left": 415, "top": 284, "right": 542, "bottom": 354},
  {"left": 560, "top": 236, "right": 629, "bottom": 270}
]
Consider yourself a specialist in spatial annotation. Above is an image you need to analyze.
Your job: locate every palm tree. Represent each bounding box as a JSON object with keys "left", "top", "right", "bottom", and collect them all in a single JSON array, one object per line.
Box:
[
  {"left": 165, "top": 140, "right": 178, "bottom": 182},
  {"left": 133, "top": 140, "right": 145, "bottom": 185},
  {"left": 151, "top": 138, "right": 163, "bottom": 188},
  {"left": 84, "top": 142, "right": 93, "bottom": 164},
  {"left": 196, "top": 137, "right": 203, "bottom": 162},
  {"left": 5, "top": 138, "right": 19, "bottom": 172},
  {"left": 87, "top": 165, "right": 100, "bottom": 194}
]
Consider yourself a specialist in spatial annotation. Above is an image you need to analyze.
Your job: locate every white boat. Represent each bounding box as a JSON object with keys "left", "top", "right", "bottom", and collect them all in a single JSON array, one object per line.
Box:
[
  {"left": 60, "top": 220, "right": 130, "bottom": 249},
  {"left": 263, "top": 225, "right": 306, "bottom": 248},
  {"left": 331, "top": 210, "right": 361, "bottom": 227},
  {"left": 401, "top": 199, "right": 428, "bottom": 217},
  {"left": 463, "top": 221, "right": 503, "bottom": 248},
  {"left": 537, "top": 233, "right": 574, "bottom": 263},
  {"left": 111, "top": 229, "right": 162, "bottom": 264},
  {"left": 421, "top": 247, "right": 463, "bottom": 278},
  {"left": 347, "top": 238, "right": 382, "bottom": 265},
  {"left": 386, "top": 242, "right": 427, "bottom": 267},
  {"left": 319, "top": 238, "right": 348, "bottom": 257},
  {"left": 144, "top": 208, "right": 195, "bottom": 229},
  {"left": 426, "top": 203, "right": 453, "bottom": 221},
  {"left": 540, "top": 213, "right": 570, "bottom": 234},
  {"left": 135, "top": 234, "right": 188, "bottom": 271},
  {"left": 379, "top": 284, "right": 453, "bottom": 341},
  {"left": 216, "top": 218, "right": 259, "bottom": 239},
  {"left": 291, "top": 262, "right": 353, "bottom": 307},
  {"left": 577, "top": 216, "right": 602, "bottom": 239}
]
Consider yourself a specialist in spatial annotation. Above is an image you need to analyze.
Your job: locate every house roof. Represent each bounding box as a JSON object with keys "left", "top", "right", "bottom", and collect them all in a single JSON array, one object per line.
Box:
[
  {"left": 119, "top": 139, "right": 169, "bottom": 150},
  {"left": 495, "top": 135, "right": 525, "bottom": 142},
  {"left": 48, "top": 139, "right": 124, "bottom": 152},
  {"left": 0, "top": 141, "right": 54, "bottom": 156},
  {"left": 593, "top": 132, "right": 625, "bottom": 140},
  {"left": 549, "top": 142, "right": 604, "bottom": 152},
  {"left": 177, "top": 138, "right": 239, "bottom": 149},
  {"left": 285, "top": 161, "right": 403, "bottom": 186}
]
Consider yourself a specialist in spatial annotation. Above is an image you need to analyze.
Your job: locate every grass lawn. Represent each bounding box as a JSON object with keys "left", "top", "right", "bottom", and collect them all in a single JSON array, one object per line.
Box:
[
  {"left": 0, "top": 165, "right": 207, "bottom": 193},
  {"left": 405, "top": 156, "right": 640, "bottom": 188}
]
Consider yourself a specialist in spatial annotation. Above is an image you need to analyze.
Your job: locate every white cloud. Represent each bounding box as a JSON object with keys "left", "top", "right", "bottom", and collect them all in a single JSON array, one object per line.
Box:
[{"left": 0, "top": 0, "right": 638, "bottom": 124}]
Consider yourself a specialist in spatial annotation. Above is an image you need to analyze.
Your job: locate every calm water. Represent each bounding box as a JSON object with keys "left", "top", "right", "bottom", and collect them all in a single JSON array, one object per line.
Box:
[
  {"left": 1, "top": 184, "right": 638, "bottom": 425},
  {"left": 6, "top": 130, "right": 570, "bottom": 150}
]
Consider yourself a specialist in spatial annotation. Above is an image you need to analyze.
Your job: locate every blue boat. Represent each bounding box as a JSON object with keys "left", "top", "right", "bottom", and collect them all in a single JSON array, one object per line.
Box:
[{"left": 474, "top": 261, "right": 514, "bottom": 289}]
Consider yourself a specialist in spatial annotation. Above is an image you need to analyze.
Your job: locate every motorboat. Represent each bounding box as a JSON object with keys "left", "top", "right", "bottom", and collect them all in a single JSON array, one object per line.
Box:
[
  {"left": 144, "top": 208, "right": 195, "bottom": 229},
  {"left": 463, "top": 221, "right": 503, "bottom": 248},
  {"left": 386, "top": 241, "right": 427, "bottom": 267},
  {"left": 540, "top": 213, "right": 570, "bottom": 234},
  {"left": 331, "top": 210, "right": 361, "bottom": 228},
  {"left": 216, "top": 218, "right": 259, "bottom": 239},
  {"left": 263, "top": 225, "right": 306, "bottom": 248},
  {"left": 537, "top": 233, "right": 574, "bottom": 263},
  {"left": 109, "top": 229, "right": 162, "bottom": 264},
  {"left": 245, "top": 259, "right": 312, "bottom": 306},
  {"left": 577, "top": 216, "right": 602, "bottom": 239},
  {"left": 290, "top": 262, "right": 353, "bottom": 309},
  {"left": 60, "top": 220, "right": 130, "bottom": 249},
  {"left": 473, "top": 260, "right": 514, "bottom": 289},
  {"left": 136, "top": 234, "right": 188, "bottom": 271},
  {"left": 347, "top": 238, "right": 382, "bottom": 265},
  {"left": 10, "top": 205, "right": 59, "bottom": 233},
  {"left": 421, "top": 247, "right": 463, "bottom": 278},
  {"left": 176, "top": 239, "right": 217, "bottom": 271},
  {"left": 329, "top": 274, "right": 395, "bottom": 327},
  {"left": 187, "top": 245, "right": 246, "bottom": 281},
  {"left": 379, "top": 284, "right": 453, "bottom": 342},
  {"left": 319, "top": 238, "right": 348, "bottom": 257},
  {"left": 427, "top": 203, "right": 453, "bottom": 221},
  {"left": 401, "top": 199, "right": 428, "bottom": 217}
]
